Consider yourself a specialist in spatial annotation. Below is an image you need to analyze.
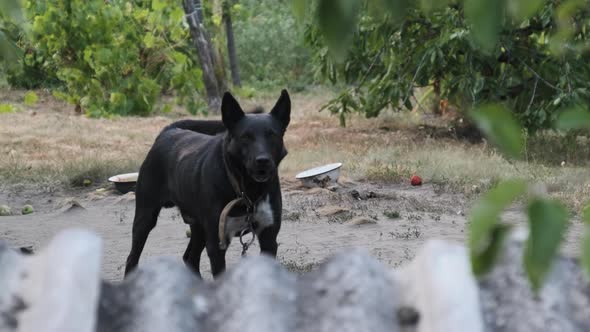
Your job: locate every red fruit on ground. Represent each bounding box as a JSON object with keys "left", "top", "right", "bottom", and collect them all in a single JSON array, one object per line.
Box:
[{"left": 410, "top": 175, "right": 422, "bottom": 186}]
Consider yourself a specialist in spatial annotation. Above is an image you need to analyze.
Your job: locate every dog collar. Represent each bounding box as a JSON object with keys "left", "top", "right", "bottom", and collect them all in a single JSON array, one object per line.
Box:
[{"left": 219, "top": 150, "right": 258, "bottom": 255}]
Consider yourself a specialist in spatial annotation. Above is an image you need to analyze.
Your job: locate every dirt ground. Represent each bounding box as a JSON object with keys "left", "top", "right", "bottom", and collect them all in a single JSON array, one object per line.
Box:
[
  {"left": 0, "top": 177, "right": 584, "bottom": 282},
  {"left": 0, "top": 89, "right": 587, "bottom": 281}
]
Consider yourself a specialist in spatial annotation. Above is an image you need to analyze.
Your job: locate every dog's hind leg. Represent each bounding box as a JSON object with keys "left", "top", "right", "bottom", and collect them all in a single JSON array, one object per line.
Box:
[
  {"left": 124, "top": 206, "right": 161, "bottom": 277},
  {"left": 182, "top": 222, "right": 206, "bottom": 278}
]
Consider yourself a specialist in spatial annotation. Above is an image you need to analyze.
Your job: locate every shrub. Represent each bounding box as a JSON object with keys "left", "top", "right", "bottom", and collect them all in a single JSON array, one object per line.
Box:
[{"left": 5, "top": 0, "right": 204, "bottom": 116}]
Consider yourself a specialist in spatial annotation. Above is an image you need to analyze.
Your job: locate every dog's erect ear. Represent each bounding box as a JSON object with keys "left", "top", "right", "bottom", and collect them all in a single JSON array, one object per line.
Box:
[
  {"left": 270, "top": 89, "right": 291, "bottom": 130},
  {"left": 221, "top": 92, "right": 245, "bottom": 131}
]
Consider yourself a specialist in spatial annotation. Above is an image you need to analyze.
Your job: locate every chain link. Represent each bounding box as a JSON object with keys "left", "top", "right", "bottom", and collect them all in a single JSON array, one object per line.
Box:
[{"left": 239, "top": 215, "right": 255, "bottom": 256}]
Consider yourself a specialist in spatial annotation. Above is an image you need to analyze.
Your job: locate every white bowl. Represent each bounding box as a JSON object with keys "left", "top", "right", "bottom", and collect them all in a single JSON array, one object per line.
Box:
[
  {"left": 295, "top": 163, "right": 342, "bottom": 188},
  {"left": 108, "top": 172, "right": 139, "bottom": 194},
  {"left": 108, "top": 172, "right": 139, "bottom": 183}
]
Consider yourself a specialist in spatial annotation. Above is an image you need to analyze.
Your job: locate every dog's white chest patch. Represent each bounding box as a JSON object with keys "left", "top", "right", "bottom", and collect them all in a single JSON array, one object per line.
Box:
[
  {"left": 254, "top": 195, "right": 274, "bottom": 232},
  {"left": 222, "top": 195, "right": 275, "bottom": 246}
]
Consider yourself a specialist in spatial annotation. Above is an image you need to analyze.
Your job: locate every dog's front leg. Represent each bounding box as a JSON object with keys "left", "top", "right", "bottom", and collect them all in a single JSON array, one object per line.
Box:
[
  {"left": 258, "top": 225, "right": 279, "bottom": 257},
  {"left": 256, "top": 188, "right": 282, "bottom": 257}
]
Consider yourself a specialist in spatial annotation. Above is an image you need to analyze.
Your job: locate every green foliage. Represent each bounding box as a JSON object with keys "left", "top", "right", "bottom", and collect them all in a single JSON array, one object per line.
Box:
[
  {"left": 469, "top": 180, "right": 526, "bottom": 275},
  {"left": 23, "top": 91, "right": 38, "bottom": 105},
  {"left": 305, "top": 0, "right": 590, "bottom": 132},
  {"left": 0, "top": 205, "right": 12, "bottom": 216},
  {"left": 0, "top": 0, "right": 25, "bottom": 78},
  {"left": 2, "top": 0, "right": 204, "bottom": 116},
  {"left": 0, "top": 103, "right": 15, "bottom": 113},
  {"left": 555, "top": 106, "right": 590, "bottom": 130},
  {"left": 3, "top": 0, "right": 314, "bottom": 108},
  {"left": 0, "top": 0, "right": 24, "bottom": 35},
  {"left": 524, "top": 198, "right": 568, "bottom": 291},
  {"left": 470, "top": 5, "right": 501, "bottom": 48},
  {"left": 308, "top": 0, "right": 590, "bottom": 290},
  {"left": 469, "top": 179, "right": 570, "bottom": 292},
  {"left": 470, "top": 104, "right": 523, "bottom": 159},
  {"left": 233, "top": 0, "right": 314, "bottom": 90},
  {"left": 21, "top": 204, "right": 34, "bottom": 215},
  {"left": 315, "top": 0, "right": 361, "bottom": 60}
]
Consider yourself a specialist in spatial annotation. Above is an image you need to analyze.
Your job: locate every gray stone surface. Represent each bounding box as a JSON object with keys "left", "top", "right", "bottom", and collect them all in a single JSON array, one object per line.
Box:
[
  {"left": 204, "top": 255, "right": 297, "bottom": 332},
  {"left": 98, "top": 257, "right": 203, "bottom": 332},
  {"left": 1, "top": 229, "right": 102, "bottom": 332},
  {"left": 1, "top": 228, "right": 590, "bottom": 332},
  {"left": 0, "top": 241, "right": 25, "bottom": 332},
  {"left": 479, "top": 232, "right": 590, "bottom": 332},
  {"left": 392, "top": 240, "right": 483, "bottom": 332},
  {"left": 297, "top": 249, "right": 400, "bottom": 332}
]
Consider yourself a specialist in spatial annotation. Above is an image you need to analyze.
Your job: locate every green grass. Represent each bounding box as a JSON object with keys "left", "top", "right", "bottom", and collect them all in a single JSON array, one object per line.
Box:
[{"left": 0, "top": 152, "right": 141, "bottom": 191}]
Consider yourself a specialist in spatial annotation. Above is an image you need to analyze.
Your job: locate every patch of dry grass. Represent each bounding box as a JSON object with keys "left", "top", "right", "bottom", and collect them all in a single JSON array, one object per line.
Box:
[
  {"left": 279, "top": 104, "right": 590, "bottom": 212},
  {"left": 0, "top": 93, "right": 171, "bottom": 188},
  {"left": 1, "top": 87, "right": 589, "bottom": 211}
]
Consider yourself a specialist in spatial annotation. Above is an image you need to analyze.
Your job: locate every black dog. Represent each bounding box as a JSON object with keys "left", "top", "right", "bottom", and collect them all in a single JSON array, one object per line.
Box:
[{"left": 124, "top": 90, "right": 290, "bottom": 278}]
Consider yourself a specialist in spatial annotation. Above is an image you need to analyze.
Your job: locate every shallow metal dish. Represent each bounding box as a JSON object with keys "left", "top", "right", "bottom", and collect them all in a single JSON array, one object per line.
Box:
[
  {"left": 108, "top": 172, "right": 139, "bottom": 194},
  {"left": 295, "top": 163, "right": 342, "bottom": 188}
]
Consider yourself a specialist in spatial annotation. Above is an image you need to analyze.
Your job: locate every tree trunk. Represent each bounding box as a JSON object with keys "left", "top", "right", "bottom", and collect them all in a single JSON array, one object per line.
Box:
[
  {"left": 214, "top": 45, "right": 229, "bottom": 93},
  {"left": 183, "top": 0, "right": 221, "bottom": 113},
  {"left": 200, "top": 0, "right": 228, "bottom": 93},
  {"left": 223, "top": 1, "right": 241, "bottom": 87},
  {"left": 432, "top": 77, "right": 442, "bottom": 115}
]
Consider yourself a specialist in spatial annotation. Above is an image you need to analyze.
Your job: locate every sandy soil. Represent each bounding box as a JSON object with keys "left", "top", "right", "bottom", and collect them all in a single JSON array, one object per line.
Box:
[
  {"left": 0, "top": 177, "right": 584, "bottom": 282},
  {"left": 0, "top": 90, "right": 587, "bottom": 285}
]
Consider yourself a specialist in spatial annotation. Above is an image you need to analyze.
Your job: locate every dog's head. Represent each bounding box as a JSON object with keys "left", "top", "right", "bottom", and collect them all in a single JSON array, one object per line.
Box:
[{"left": 222, "top": 90, "right": 290, "bottom": 183}]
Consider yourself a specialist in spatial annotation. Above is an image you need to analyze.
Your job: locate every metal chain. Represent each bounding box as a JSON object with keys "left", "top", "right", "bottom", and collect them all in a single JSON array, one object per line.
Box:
[
  {"left": 239, "top": 228, "right": 255, "bottom": 256},
  {"left": 239, "top": 215, "right": 256, "bottom": 257}
]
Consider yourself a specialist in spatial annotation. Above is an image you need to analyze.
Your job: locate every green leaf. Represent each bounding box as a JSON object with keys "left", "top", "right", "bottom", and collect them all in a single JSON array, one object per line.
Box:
[
  {"left": 0, "top": 103, "right": 15, "bottom": 114},
  {"left": 469, "top": 179, "right": 527, "bottom": 275},
  {"left": 161, "top": 104, "right": 172, "bottom": 113},
  {"left": 470, "top": 104, "right": 524, "bottom": 159},
  {"left": 372, "top": 0, "right": 410, "bottom": 21},
  {"left": 0, "top": 31, "right": 18, "bottom": 61},
  {"left": 143, "top": 33, "right": 156, "bottom": 48},
  {"left": 584, "top": 204, "right": 590, "bottom": 223},
  {"left": 403, "top": 97, "right": 413, "bottom": 110},
  {"left": 109, "top": 92, "right": 126, "bottom": 105},
  {"left": 212, "top": 14, "right": 222, "bottom": 27},
  {"left": 507, "top": 0, "right": 544, "bottom": 21},
  {"left": 0, "top": 0, "right": 24, "bottom": 24},
  {"left": 583, "top": 230, "right": 590, "bottom": 280},
  {"left": 292, "top": 0, "right": 309, "bottom": 20},
  {"left": 555, "top": 106, "right": 590, "bottom": 130},
  {"left": 471, "top": 223, "right": 513, "bottom": 275},
  {"left": 464, "top": 0, "right": 505, "bottom": 52},
  {"left": 420, "top": 0, "right": 451, "bottom": 13},
  {"left": 315, "top": 0, "right": 361, "bottom": 61},
  {"left": 525, "top": 199, "right": 569, "bottom": 291},
  {"left": 24, "top": 91, "right": 39, "bottom": 106},
  {"left": 152, "top": 0, "right": 166, "bottom": 12}
]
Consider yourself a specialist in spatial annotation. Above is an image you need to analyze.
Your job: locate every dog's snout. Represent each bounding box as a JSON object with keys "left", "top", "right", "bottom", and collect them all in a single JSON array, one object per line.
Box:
[{"left": 255, "top": 156, "right": 271, "bottom": 166}]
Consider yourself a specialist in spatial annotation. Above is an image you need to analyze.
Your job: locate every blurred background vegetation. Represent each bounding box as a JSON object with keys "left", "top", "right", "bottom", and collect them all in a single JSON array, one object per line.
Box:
[{"left": 0, "top": 0, "right": 316, "bottom": 116}]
